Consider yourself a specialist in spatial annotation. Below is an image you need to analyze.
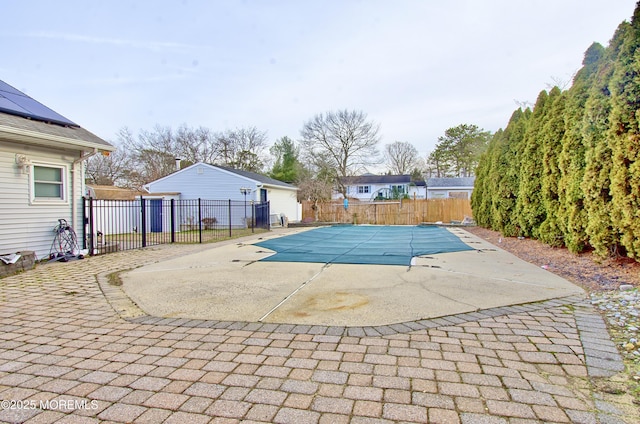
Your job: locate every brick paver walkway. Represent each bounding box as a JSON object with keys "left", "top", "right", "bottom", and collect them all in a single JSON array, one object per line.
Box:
[{"left": 0, "top": 241, "right": 637, "bottom": 423}]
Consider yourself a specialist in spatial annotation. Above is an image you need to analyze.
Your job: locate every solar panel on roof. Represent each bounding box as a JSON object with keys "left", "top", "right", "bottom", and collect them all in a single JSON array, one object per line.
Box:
[
  {"left": 0, "top": 80, "right": 25, "bottom": 96},
  {"left": 0, "top": 80, "right": 79, "bottom": 127}
]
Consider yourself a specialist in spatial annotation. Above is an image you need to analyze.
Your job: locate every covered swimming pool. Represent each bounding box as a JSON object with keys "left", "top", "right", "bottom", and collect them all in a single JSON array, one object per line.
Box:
[{"left": 254, "top": 225, "right": 475, "bottom": 266}]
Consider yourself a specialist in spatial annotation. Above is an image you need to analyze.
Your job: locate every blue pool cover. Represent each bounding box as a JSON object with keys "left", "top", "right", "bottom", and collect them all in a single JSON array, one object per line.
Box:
[{"left": 254, "top": 225, "right": 474, "bottom": 266}]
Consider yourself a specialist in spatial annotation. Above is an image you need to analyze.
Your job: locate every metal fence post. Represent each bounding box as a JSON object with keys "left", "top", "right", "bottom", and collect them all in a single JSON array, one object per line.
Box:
[
  {"left": 251, "top": 201, "right": 255, "bottom": 233},
  {"left": 87, "top": 197, "right": 94, "bottom": 255},
  {"left": 198, "top": 198, "right": 202, "bottom": 244},
  {"left": 170, "top": 199, "right": 175, "bottom": 243},
  {"left": 228, "top": 199, "right": 232, "bottom": 237},
  {"left": 141, "top": 197, "right": 147, "bottom": 248},
  {"left": 267, "top": 201, "right": 271, "bottom": 230}
]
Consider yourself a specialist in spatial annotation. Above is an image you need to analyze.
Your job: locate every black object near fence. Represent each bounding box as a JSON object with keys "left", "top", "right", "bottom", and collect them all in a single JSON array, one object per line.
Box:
[{"left": 83, "top": 198, "right": 270, "bottom": 255}]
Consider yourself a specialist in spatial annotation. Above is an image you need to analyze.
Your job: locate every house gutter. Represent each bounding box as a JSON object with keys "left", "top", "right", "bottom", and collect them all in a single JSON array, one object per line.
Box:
[
  {"left": 260, "top": 183, "right": 299, "bottom": 191},
  {"left": 0, "top": 125, "right": 116, "bottom": 152}
]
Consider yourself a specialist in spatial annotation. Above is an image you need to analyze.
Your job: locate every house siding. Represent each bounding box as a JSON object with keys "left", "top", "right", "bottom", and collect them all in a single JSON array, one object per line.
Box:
[
  {"left": 426, "top": 188, "right": 474, "bottom": 199},
  {"left": 408, "top": 185, "right": 426, "bottom": 199},
  {"left": 0, "top": 141, "right": 84, "bottom": 260},
  {"left": 146, "top": 164, "right": 259, "bottom": 202},
  {"left": 265, "top": 186, "right": 301, "bottom": 222},
  {"left": 341, "top": 183, "right": 412, "bottom": 201}
]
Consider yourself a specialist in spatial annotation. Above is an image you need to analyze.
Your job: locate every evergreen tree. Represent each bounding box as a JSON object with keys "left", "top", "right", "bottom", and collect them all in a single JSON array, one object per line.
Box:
[
  {"left": 608, "top": 5, "right": 640, "bottom": 258},
  {"left": 517, "top": 91, "right": 549, "bottom": 237},
  {"left": 582, "top": 23, "right": 629, "bottom": 257},
  {"left": 428, "top": 124, "right": 491, "bottom": 177},
  {"left": 489, "top": 109, "right": 530, "bottom": 236},
  {"left": 557, "top": 43, "right": 604, "bottom": 253},
  {"left": 538, "top": 87, "right": 566, "bottom": 246},
  {"left": 498, "top": 108, "right": 533, "bottom": 236},
  {"left": 471, "top": 131, "right": 497, "bottom": 227},
  {"left": 270, "top": 136, "right": 302, "bottom": 183}
]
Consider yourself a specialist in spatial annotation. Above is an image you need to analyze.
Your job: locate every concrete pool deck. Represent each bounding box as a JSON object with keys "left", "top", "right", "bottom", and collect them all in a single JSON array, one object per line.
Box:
[{"left": 121, "top": 227, "right": 584, "bottom": 326}]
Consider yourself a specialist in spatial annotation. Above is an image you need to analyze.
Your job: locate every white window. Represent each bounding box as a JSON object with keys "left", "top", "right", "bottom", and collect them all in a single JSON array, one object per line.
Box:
[
  {"left": 357, "top": 185, "right": 370, "bottom": 194},
  {"left": 390, "top": 185, "right": 406, "bottom": 194},
  {"left": 32, "top": 164, "right": 67, "bottom": 203}
]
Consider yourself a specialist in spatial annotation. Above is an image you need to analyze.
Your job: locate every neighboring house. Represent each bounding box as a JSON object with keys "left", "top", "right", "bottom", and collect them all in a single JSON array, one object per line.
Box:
[
  {"left": 144, "top": 162, "right": 301, "bottom": 225},
  {"left": 426, "top": 177, "right": 476, "bottom": 199},
  {"left": 0, "top": 80, "right": 114, "bottom": 260},
  {"left": 334, "top": 174, "right": 426, "bottom": 201}
]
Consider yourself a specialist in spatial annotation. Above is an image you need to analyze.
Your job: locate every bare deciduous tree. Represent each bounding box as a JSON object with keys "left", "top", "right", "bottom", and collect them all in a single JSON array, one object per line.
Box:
[
  {"left": 85, "top": 140, "right": 133, "bottom": 187},
  {"left": 384, "top": 141, "right": 422, "bottom": 175},
  {"left": 215, "top": 126, "right": 268, "bottom": 172},
  {"left": 300, "top": 109, "right": 380, "bottom": 197},
  {"left": 295, "top": 167, "right": 334, "bottom": 220},
  {"left": 129, "top": 125, "right": 179, "bottom": 184},
  {"left": 175, "top": 124, "right": 218, "bottom": 165},
  {"left": 89, "top": 124, "right": 271, "bottom": 188}
]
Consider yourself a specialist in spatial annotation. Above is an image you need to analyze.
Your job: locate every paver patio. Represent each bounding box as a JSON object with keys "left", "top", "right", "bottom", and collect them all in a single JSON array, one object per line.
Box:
[{"left": 0, "top": 236, "right": 637, "bottom": 423}]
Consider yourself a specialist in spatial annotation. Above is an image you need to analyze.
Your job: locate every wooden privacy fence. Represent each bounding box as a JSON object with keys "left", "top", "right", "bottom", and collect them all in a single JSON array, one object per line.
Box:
[{"left": 301, "top": 199, "right": 473, "bottom": 225}]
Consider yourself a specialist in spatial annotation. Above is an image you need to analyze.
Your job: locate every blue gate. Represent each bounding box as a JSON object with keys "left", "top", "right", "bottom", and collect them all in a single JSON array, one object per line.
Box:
[
  {"left": 255, "top": 201, "right": 270, "bottom": 229},
  {"left": 150, "top": 199, "right": 163, "bottom": 232}
]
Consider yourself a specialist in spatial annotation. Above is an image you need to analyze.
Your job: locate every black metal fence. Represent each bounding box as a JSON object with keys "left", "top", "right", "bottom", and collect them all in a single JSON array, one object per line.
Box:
[{"left": 83, "top": 197, "right": 270, "bottom": 255}]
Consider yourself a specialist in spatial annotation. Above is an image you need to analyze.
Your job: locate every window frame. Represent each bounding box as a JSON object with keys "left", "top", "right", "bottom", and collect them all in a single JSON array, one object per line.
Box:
[
  {"left": 30, "top": 162, "right": 68, "bottom": 204},
  {"left": 390, "top": 184, "right": 406, "bottom": 194},
  {"left": 357, "top": 185, "right": 370, "bottom": 194}
]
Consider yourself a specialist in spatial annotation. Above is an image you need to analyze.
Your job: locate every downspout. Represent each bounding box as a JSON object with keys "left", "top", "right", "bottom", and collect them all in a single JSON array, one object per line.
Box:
[{"left": 71, "top": 148, "right": 99, "bottom": 245}]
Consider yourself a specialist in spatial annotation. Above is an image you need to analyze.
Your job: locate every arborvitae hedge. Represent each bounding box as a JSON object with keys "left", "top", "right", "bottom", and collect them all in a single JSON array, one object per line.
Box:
[
  {"left": 539, "top": 87, "right": 566, "bottom": 246},
  {"left": 556, "top": 43, "right": 602, "bottom": 253},
  {"left": 609, "top": 7, "right": 640, "bottom": 258},
  {"left": 472, "top": 2, "right": 640, "bottom": 260},
  {"left": 516, "top": 90, "right": 548, "bottom": 238}
]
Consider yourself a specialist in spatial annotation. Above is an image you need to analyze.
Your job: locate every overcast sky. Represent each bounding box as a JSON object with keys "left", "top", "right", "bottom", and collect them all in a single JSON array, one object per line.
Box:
[{"left": 1, "top": 0, "right": 636, "bottom": 160}]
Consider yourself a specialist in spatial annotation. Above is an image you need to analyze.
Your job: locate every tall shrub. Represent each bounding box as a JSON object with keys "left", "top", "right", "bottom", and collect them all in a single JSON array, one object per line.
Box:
[
  {"left": 557, "top": 43, "right": 604, "bottom": 253},
  {"left": 516, "top": 91, "right": 549, "bottom": 237},
  {"left": 489, "top": 109, "right": 530, "bottom": 235},
  {"left": 608, "top": 6, "right": 640, "bottom": 258},
  {"left": 539, "top": 87, "right": 567, "bottom": 246},
  {"left": 582, "top": 25, "right": 629, "bottom": 257}
]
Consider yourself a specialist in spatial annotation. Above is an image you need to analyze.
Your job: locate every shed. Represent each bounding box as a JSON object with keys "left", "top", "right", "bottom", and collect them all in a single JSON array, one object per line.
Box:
[{"left": 144, "top": 162, "right": 301, "bottom": 224}]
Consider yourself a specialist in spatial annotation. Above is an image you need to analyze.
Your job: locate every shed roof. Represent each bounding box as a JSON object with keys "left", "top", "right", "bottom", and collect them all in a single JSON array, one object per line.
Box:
[
  {"left": 215, "top": 165, "right": 297, "bottom": 190},
  {"left": 86, "top": 185, "right": 146, "bottom": 200}
]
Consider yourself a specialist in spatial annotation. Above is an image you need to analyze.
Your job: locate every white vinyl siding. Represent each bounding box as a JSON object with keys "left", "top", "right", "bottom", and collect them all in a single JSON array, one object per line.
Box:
[
  {"left": 0, "top": 142, "right": 83, "bottom": 260},
  {"left": 266, "top": 187, "right": 301, "bottom": 222},
  {"left": 146, "top": 164, "right": 259, "bottom": 202},
  {"left": 426, "top": 188, "right": 474, "bottom": 199}
]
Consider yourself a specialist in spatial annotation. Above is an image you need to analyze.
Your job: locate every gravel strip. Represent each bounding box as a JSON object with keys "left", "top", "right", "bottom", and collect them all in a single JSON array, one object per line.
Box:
[{"left": 591, "top": 286, "right": 640, "bottom": 382}]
